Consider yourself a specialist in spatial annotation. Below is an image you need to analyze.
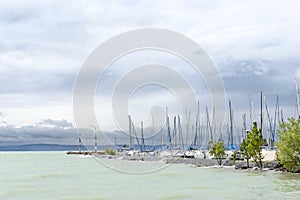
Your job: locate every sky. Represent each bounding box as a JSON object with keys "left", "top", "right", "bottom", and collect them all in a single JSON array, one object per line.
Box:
[{"left": 0, "top": 0, "right": 300, "bottom": 145}]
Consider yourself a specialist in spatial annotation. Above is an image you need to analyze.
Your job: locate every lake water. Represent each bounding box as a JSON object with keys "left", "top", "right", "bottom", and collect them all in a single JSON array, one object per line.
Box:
[{"left": 0, "top": 152, "right": 300, "bottom": 200}]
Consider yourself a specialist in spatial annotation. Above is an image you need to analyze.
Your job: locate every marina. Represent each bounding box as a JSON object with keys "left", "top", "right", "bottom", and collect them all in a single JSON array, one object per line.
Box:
[{"left": 68, "top": 91, "right": 298, "bottom": 172}]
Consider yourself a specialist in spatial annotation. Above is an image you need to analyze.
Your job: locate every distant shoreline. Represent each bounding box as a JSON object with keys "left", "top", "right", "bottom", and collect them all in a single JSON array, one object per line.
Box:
[
  {"left": 0, "top": 144, "right": 118, "bottom": 151},
  {"left": 0, "top": 144, "right": 86, "bottom": 151}
]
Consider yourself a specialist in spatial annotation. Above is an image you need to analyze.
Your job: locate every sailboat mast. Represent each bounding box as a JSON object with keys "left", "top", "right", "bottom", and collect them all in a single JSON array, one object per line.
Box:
[
  {"left": 229, "top": 100, "right": 233, "bottom": 148},
  {"left": 213, "top": 106, "right": 216, "bottom": 143},
  {"left": 78, "top": 132, "right": 82, "bottom": 153},
  {"left": 173, "top": 116, "right": 177, "bottom": 150},
  {"left": 94, "top": 127, "right": 97, "bottom": 153},
  {"left": 242, "top": 113, "right": 246, "bottom": 140},
  {"left": 264, "top": 95, "right": 272, "bottom": 146},
  {"left": 206, "top": 106, "right": 212, "bottom": 145},
  {"left": 151, "top": 114, "right": 154, "bottom": 146},
  {"left": 249, "top": 95, "right": 253, "bottom": 126},
  {"left": 131, "top": 118, "right": 141, "bottom": 149},
  {"left": 272, "top": 95, "right": 279, "bottom": 148},
  {"left": 218, "top": 115, "right": 223, "bottom": 141},
  {"left": 295, "top": 80, "right": 300, "bottom": 118},
  {"left": 178, "top": 115, "right": 184, "bottom": 150},
  {"left": 194, "top": 101, "right": 200, "bottom": 146},
  {"left": 166, "top": 107, "right": 171, "bottom": 150},
  {"left": 161, "top": 126, "right": 163, "bottom": 150},
  {"left": 260, "top": 91, "right": 263, "bottom": 135},
  {"left": 141, "top": 121, "right": 145, "bottom": 151},
  {"left": 129, "top": 115, "right": 133, "bottom": 149},
  {"left": 185, "top": 109, "right": 191, "bottom": 149},
  {"left": 226, "top": 123, "right": 230, "bottom": 148}
]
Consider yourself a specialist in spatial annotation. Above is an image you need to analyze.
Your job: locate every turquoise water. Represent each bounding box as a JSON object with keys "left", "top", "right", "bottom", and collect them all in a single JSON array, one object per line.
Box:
[{"left": 0, "top": 152, "right": 300, "bottom": 200}]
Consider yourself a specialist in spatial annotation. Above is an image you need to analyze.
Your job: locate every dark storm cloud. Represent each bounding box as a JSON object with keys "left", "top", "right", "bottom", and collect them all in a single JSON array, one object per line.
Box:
[
  {"left": 217, "top": 59, "right": 298, "bottom": 122},
  {"left": 0, "top": 123, "right": 130, "bottom": 145},
  {"left": 0, "top": 118, "right": 78, "bottom": 145},
  {"left": 0, "top": 124, "right": 77, "bottom": 145}
]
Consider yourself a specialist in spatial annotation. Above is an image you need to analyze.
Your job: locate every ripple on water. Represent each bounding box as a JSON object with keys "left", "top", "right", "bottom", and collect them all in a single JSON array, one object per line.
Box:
[
  {"left": 158, "top": 193, "right": 192, "bottom": 200},
  {"left": 1, "top": 152, "right": 300, "bottom": 200}
]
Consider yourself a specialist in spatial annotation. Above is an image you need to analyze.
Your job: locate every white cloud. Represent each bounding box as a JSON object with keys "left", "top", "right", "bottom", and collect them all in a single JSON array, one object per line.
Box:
[
  {"left": 295, "top": 67, "right": 300, "bottom": 80},
  {"left": 0, "top": 0, "right": 299, "bottom": 136}
]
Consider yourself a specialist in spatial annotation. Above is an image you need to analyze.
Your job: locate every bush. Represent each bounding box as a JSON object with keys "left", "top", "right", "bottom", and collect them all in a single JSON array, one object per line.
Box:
[
  {"left": 231, "top": 151, "right": 237, "bottom": 166},
  {"left": 105, "top": 148, "right": 116, "bottom": 155},
  {"left": 240, "top": 122, "right": 264, "bottom": 169},
  {"left": 248, "top": 122, "right": 264, "bottom": 169},
  {"left": 240, "top": 137, "right": 251, "bottom": 168},
  {"left": 276, "top": 118, "right": 300, "bottom": 172},
  {"left": 209, "top": 141, "right": 226, "bottom": 166}
]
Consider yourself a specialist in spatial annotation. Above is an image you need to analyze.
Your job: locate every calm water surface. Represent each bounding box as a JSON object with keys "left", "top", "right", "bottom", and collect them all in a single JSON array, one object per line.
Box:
[{"left": 0, "top": 152, "right": 299, "bottom": 200}]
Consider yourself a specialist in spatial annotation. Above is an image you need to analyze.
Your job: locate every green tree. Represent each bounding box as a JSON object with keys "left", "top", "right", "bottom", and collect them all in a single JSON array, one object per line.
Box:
[
  {"left": 209, "top": 141, "right": 226, "bottom": 166},
  {"left": 248, "top": 122, "right": 264, "bottom": 169},
  {"left": 276, "top": 118, "right": 300, "bottom": 172},
  {"left": 240, "top": 134, "right": 251, "bottom": 168},
  {"left": 231, "top": 150, "right": 237, "bottom": 166},
  {"left": 240, "top": 122, "right": 264, "bottom": 169},
  {"left": 105, "top": 148, "right": 116, "bottom": 155}
]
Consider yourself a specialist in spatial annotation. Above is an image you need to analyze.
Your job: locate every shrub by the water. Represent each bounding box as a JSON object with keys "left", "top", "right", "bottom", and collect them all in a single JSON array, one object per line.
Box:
[
  {"left": 276, "top": 118, "right": 300, "bottom": 172},
  {"left": 105, "top": 148, "right": 116, "bottom": 155},
  {"left": 240, "top": 122, "right": 264, "bottom": 169},
  {"left": 209, "top": 141, "right": 226, "bottom": 166}
]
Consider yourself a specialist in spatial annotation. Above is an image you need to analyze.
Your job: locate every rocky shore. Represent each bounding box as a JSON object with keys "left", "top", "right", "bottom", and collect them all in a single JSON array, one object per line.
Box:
[
  {"left": 91, "top": 153, "right": 288, "bottom": 172},
  {"left": 163, "top": 157, "right": 285, "bottom": 171}
]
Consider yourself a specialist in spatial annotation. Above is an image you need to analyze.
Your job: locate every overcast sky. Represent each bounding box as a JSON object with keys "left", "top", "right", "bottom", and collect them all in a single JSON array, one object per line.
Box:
[{"left": 0, "top": 0, "right": 300, "bottom": 145}]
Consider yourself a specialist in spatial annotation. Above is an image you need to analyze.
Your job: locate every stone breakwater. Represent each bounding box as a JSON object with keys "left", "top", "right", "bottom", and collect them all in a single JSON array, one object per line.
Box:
[
  {"left": 91, "top": 153, "right": 286, "bottom": 172},
  {"left": 67, "top": 149, "right": 300, "bottom": 172}
]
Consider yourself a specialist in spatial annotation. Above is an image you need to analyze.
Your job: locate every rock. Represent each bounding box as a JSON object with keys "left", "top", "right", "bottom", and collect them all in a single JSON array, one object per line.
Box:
[
  {"left": 275, "top": 167, "right": 286, "bottom": 172},
  {"left": 235, "top": 162, "right": 248, "bottom": 169},
  {"left": 293, "top": 167, "right": 300, "bottom": 173},
  {"left": 264, "top": 161, "right": 279, "bottom": 169}
]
